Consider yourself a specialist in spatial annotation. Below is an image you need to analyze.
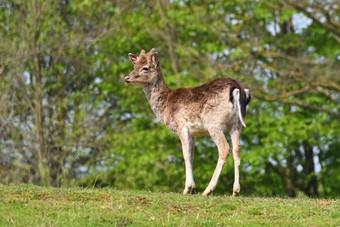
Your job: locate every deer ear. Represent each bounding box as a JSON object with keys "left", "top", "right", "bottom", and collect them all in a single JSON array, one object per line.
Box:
[
  {"left": 151, "top": 52, "right": 159, "bottom": 68},
  {"left": 128, "top": 53, "right": 139, "bottom": 64}
]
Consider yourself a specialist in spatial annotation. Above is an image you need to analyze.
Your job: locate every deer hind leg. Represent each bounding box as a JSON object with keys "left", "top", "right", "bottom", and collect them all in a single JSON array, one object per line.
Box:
[
  {"left": 202, "top": 129, "right": 230, "bottom": 196},
  {"left": 231, "top": 130, "right": 241, "bottom": 197},
  {"left": 179, "top": 127, "right": 196, "bottom": 194}
]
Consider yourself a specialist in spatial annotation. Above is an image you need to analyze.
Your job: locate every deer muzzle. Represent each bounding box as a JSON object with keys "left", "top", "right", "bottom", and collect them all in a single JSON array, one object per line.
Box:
[{"left": 124, "top": 75, "right": 131, "bottom": 83}]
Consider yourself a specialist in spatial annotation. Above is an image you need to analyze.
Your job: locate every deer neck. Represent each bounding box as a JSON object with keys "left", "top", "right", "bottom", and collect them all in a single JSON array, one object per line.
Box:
[{"left": 143, "top": 71, "right": 170, "bottom": 122}]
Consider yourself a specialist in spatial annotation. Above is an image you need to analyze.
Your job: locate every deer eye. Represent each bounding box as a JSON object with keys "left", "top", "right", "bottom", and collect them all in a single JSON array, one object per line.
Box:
[{"left": 142, "top": 67, "right": 149, "bottom": 71}]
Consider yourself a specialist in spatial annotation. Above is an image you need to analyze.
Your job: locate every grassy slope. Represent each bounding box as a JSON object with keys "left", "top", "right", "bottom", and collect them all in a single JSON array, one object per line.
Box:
[{"left": 0, "top": 185, "right": 339, "bottom": 226}]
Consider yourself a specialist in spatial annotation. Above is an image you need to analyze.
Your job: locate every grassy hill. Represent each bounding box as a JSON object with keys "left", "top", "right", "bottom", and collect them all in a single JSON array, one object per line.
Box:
[{"left": 0, "top": 184, "right": 339, "bottom": 226}]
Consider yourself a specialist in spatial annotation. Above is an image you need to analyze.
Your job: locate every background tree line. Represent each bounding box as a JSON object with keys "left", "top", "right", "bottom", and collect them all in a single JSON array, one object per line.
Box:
[{"left": 0, "top": 0, "right": 339, "bottom": 197}]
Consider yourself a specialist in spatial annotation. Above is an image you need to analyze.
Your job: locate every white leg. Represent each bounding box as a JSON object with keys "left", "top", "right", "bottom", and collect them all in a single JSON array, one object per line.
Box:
[
  {"left": 202, "top": 129, "right": 230, "bottom": 196},
  {"left": 231, "top": 130, "right": 241, "bottom": 197},
  {"left": 179, "top": 127, "right": 196, "bottom": 194}
]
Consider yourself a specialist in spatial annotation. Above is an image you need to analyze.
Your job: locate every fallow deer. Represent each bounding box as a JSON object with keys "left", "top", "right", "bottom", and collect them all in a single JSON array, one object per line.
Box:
[{"left": 125, "top": 48, "right": 251, "bottom": 196}]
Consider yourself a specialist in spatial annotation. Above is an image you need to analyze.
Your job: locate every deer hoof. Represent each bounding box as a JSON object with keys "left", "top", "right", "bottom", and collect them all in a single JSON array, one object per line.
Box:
[
  {"left": 232, "top": 191, "right": 240, "bottom": 197},
  {"left": 183, "top": 186, "right": 196, "bottom": 195},
  {"left": 202, "top": 189, "right": 213, "bottom": 196}
]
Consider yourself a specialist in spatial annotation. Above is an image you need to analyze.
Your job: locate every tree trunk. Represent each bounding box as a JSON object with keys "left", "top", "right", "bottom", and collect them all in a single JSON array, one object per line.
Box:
[
  {"left": 303, "top": 142, "right": 318, "bottom": 197},
  {"left": 285, "top": 150, "right": 296, "bottom": 197}
]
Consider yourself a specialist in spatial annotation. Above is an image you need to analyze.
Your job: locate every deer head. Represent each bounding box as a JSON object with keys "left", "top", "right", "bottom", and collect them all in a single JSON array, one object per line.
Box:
[{"left": 125, "top": 48, "right": 160, "bottom": 86}]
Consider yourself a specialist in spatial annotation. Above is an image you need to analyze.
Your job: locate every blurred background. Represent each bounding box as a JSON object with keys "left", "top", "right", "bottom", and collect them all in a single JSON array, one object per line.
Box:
[{"left": 0, "top": 0, "right": 339, "bottom": 197}]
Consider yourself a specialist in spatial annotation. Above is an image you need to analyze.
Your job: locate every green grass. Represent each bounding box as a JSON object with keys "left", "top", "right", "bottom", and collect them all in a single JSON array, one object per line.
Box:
[{"left": 0, "top": 184, "right": 339, "bottom": 226}]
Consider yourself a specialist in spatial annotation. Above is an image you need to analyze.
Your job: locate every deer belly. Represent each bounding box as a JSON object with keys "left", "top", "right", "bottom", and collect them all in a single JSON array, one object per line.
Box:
[{"left": 186, "top": 120, "right": 209, "bottom": 136}]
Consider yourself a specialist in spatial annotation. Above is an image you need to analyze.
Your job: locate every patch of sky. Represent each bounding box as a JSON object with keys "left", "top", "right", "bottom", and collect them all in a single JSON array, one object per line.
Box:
[
  {"left": 266, "top": 13, "right": 312, "bottom": 36},
  {"left": 292, "top": 13, "right": 313, "bottom": 34}
]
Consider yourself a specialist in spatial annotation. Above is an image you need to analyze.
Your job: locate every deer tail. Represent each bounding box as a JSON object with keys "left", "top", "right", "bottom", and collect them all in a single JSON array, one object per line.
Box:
[{"left": 233, "top": 88, "right": 251, "bottom": 128}]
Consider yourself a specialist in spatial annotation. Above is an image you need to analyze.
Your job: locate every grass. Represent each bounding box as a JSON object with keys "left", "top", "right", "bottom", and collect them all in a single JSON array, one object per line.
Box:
[{"left": 0, "top": 184, "right": 339, "bottom": 226}]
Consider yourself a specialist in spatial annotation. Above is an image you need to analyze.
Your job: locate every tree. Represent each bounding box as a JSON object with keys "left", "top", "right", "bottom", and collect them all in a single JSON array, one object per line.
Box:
[
  {"left": 1, "top": 0, "right": 339, "bottom": 197},
  {"left": 0, "top": 0, "right": 115, "bottom": 186}
]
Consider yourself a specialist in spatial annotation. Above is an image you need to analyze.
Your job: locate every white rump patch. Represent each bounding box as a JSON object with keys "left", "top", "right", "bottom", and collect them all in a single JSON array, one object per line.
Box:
[
  {"left": 233, "top": 89, "right": 246, "bottom": 127},
  {"left": 244, "top": 89, "right": 250, "bottom": 99},
  {"left": 244, "top": 88, "right": 250, "bottom": 110}
]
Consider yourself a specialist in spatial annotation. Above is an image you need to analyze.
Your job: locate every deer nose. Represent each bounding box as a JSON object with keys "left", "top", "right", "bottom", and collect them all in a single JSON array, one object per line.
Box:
[{"left": 124, "top": 75, "right": 130, "bottom": 82}]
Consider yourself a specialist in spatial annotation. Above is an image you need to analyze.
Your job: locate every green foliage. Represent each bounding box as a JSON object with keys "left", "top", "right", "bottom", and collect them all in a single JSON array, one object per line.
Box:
[{"left": 0, "top": 0, "right": 339, "bottom": 197}]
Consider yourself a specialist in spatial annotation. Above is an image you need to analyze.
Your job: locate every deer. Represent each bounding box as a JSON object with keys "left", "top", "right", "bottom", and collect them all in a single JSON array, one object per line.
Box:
[{"left": 124, "top": 48, "right": 251, "bottom": 196}]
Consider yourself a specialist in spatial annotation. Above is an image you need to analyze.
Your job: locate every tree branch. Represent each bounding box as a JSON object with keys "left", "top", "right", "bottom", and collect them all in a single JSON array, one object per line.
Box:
[{"left": 280, "top": 0, "right": 340, "bottom": 43}]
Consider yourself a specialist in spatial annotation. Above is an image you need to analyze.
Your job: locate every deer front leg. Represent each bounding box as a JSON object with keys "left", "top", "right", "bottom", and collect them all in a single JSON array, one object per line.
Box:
[
  {"left": 179, "top": 127, "right": 196, "bottom": 194},
  {"left": 231, "top": 130, "right": 241, "bottom": 197},
  {"left": 202, "top": 129, "right": 230, "bottom": 196}
]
